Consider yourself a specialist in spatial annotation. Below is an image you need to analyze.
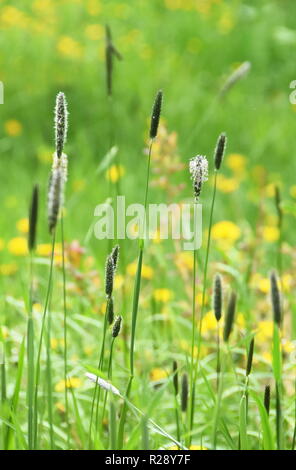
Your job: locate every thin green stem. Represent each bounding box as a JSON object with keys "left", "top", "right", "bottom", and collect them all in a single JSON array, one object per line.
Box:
[{"left": 27, "top": 253, "right": 34, "bottom": 449}]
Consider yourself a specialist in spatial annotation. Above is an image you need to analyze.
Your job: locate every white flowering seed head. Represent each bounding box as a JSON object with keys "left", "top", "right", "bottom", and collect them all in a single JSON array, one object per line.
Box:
[
  {"left": 52, "top": 152, "right": 68, "bottom": 183},
  {"left": 54, "top": 92, "right": 68, "bottom": 158},
  {"left": 189, "top": 155, "right": 208, "bottom": 201}
]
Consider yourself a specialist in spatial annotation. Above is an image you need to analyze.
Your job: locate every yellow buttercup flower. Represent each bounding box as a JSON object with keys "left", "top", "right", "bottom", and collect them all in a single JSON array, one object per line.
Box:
[
  {"left": 57, "top": 36, "right": 83, "bottom": 59},
  {"left": 55, "top": 377, "right": 82, "bottom": 392},
  {"left": 16, "top": 218, "right": 29, "bottom": 234},
  {"left": 0, "top": 263, "right": 18, "bottom": 276},
  {"left": 153, "top": 289, "right": 173, "bottom": 303},
  {"left": 114, "top": 274, "right": 124, "bottom": 290},
  {"left": 4, "top": 119, "right": 23, "bottom": 136},
  {"left": 174, "top": 252, "right": 194, "bottom": 271},
  {"left": 201, "top": 311, "right": 217, "bottom": 334},
  {"left": 226, "top": 153, "right": 246, "bottom": 174},
  {"left": 212, "top": 221, "right": 241, "bottom": 242},
  {"left": 51, "top": 338, "right": 59, "bottom": 350},
  {"left": 8, "top": 237, "right": 28, "bottom": 256},
  {"left": 127, "top": 262, "right": 153, "bottom": 280},
  {"left": 0, "top": 239, "right": 4, "bottom": 251},
  {"left": 216, "top": 175, "right": 239, "bottom": 193},
  {"left": 257, "top": 321, "right": 273, "bottom": 343},
  {"left": 36, "top": 244, "right": 53, "bottom": 256},
  {"left": 150, "top": 368, "right": 167, "bottom": 381},
  {"left": 190, "top": 445, "right": 208, "bottom": 450},
  {"left": 262, "top": 226, "right": 279, "bottom": 242},
  {"left": 106, "top": 165, "right": 125, "bottom": 183}
]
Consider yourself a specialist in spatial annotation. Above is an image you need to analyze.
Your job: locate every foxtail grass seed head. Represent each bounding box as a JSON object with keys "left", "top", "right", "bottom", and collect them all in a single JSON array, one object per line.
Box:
[
  {"left": 213, "top": 274, "right": 223, "bottom": 322},
  {"left": 48, "top": 167, "right": 63, "bottom": 234},
  {"left": 107, "top": 297, "right": 114, "bottom": 325},
  {"left": 105, "top": 254, "right": 114, "bottom": 298},
  {"left": 28, "top": 185, "right": 39, "bottom": 252},
  {"left": 270, "top": 271, "right": 281, "bottom": 326},
  {"left": 54, "top": 92, "right": 68, "bottom": 158},
  {"left": 264, "top": 385, "right": 270, "bottom": 416},
  {"left": 112, "top": 315, "right": 122, "bottom": 338},
  {"left": 173, "top": 360, "right": 178, "bottom": 396},
  {"left": 246, "top": 337, "right": 255, "bottom": 376},
  {"left": 181, "top": 373, "right": 188, "bottom": 412},
  {"left": 220, "top": 61, "right": 251, "bottom": 96},
  {"left": 214, "top": 133, "right": 227, "bottom": 170},
  {"left": 111, "top": 244, "right": 120, "bottom": 272},
  {"left": 52, "top": 152, "right": 68, "bottom": 183},
  {"left": 149, "top": 90, "right": 163, "bottom": 139},
  {"left": 223, "top": 291, "right": 237, "bottom": 342},
  {"left": 189, "top": 155, "right": 208, "bottom": 202}
]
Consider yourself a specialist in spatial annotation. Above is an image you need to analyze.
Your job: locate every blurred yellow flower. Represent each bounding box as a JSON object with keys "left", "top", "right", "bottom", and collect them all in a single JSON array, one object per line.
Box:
[
  {"left": 0, "top": 263, "right": 18, "bottom": 276},
  {"left": 226, "top": 153, "right": 246, "bottom": 174},
  {"left": 150, "top": 368, "right": 167, "bottom": 381},
  {"left": 153, "top": 288, "right": 173, "bottom": 303},
  {"left": 216, "top": 175, "right": 239, "bottom": 193},
  {"left": 16, "top": 218, "right": 29, "bottom": 234},
  {"left": 218, "top": 9, "right": 235, "bottom": 34},
  {"left": 85, "top": 24, "right": 104, "bottom": 40},
  {"left": 201, "top": 311, "right": 217, "bottom": 334},
  {"left": 87, "top": 0, "right": 102, "bottom": 15},
  {"left": 106, "top": 164, "right": 125, "bottom": 183},
  {"left": 114, "top": 274, "right": 124, "bottom": 290},
  {"left": 37, "top": 147, "right": 53, "bottom": 163},
  {"left": 1, "top": 6, "right": 29, "bottom": 28},
  {"left": 257, "top": 321, "right": 273, "bottom": 343},
  {"left": 190, "top": 445, "right": 208, "bottom": 450},
  {"left": 195, "top": 292, "right": 208, "bottom": 306},
  {"left": 127, "top": 262, "right": 153, "bottom": 280},
  {"left": 0, "top": 239, "right": 4, "bottom": 251},
  {"left": 36, "top": 244, "right": 52, "bottom": 256},
  {"left": 4, "top": 119, "right": 23, "bottom": 136},
  {"left": 262, "top": 226, "right": 279, "bottom": 242},
  {"left": 290, "top": 185, "right": 296, "bottom": 198},
  {"left": 57, "top": 36, "right": 83, "bottom": 59},
  {"left": 212, "top": 221, "right": 241, "bottom": 242},
  {"left": 0, "top": 326, "right": 9, "bottom": 339},
  {"left": 51, "top": 338, "right": 58, "bottom": 350},
  {"left": 262, "top": 351, "right": 272, "bottom": 365},
  {"left": 8, "top": 237, "right": 28, "bottom": 256},
  {"left": 174, "top": 252, "right": 194, "bottom": 271},
  {"left": 55, "top": 402, "right": 65, "bottom": 413},
  {"left": 72, "top": 179, "right": 86, "bottom": 192},
  {"left": 55, "top": 377, "right": 82, "bottom": 392}
]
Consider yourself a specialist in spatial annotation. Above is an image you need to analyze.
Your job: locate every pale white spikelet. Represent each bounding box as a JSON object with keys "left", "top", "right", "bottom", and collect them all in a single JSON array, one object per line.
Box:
[
  {"left": 85, "top": 373, "right": 120, "bottom": 396},
  {"left": 47, "top": 167, "right": 63, "bottom": 233},
  {"left": 189, "top": 155, "right": 208, "bottom": 201},
  {"left": 52, "top": 152, "right": 68, "bottom": 183}
]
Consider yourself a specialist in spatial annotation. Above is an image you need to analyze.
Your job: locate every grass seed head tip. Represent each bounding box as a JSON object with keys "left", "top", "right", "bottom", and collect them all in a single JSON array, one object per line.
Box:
[
  {"left": 270, "top": 270, "right": 281, "bottom": 326},
  {"left": 54, "top": 92, "right": 68, "bottom": 158},
  {"left": 214, "top": 132, "right": 227, "bottom": 170},
  {"left": 149, "top": 90, "right": 163, "bottom": 139},
  {"left": 213, "top": 274, "right": 223, "bottom": 322},
  {"left": 28, "top": 184, "right": 39, "bottom": 252}
]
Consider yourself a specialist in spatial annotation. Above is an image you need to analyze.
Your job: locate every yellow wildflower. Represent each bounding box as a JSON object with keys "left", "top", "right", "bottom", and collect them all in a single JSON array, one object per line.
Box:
[
  {"left": 190, "top": 445, "right": 208, "bottom": 450},
  {"left": 55, "top": 402, "right": 65, "bottom": 413},
  {"left": 57, "top": 36, "right": 83, "bottom": 59},
  {"left": 127, "top": 262, "right": 153, "bottom": 280},
  {"left": 0, "top": 239, "right": 4, "bottom": 251},
  {"left": 262, "top": 351, "right": 272, "bottom": 365},
  {"left": 201, "top": 311, "right": 217, "bottom": 334},
  {"left": 36, "top": 244, "right": 52, "bottom": 256},
  {"left": 262, "top": 226, "right": 279, "bottom": 242},
  {"left": 8, "top": 237, "right": 28, "bottom": 256},
  {"left": 4, "top": 119, "right": 23, "bottom": 136},
  {"left": 1, "top": 326, "right": 9, "bottom": 339},
  {"left": 150, "top": 368, "right": 167, "bottom": 381},
  {"left": 257, "top": 321, "right": 273, "bottom": 343},
  {"left": 51, "top": 338, "right": 58, "bottom": 350},
  {"left": 174, "top": 252, "right": 194, "bottom": 271},
  {"left": 105, "top": 164, "right": 125, "bottom": 183},
  {"left": 212, "top": 221, "right": 241, "bottom": 242},
  {"left": 0, "top": 263, "right": 18, "bottom": 276},
  {"left": 16, "top": 218, "right": 29, "bottom": 234},
  {"left": 226, "top": 153, "right": 246, "bottom": 174},
  {"left": 153, "top": 289, "right": 173, "bottom": 303},
  {"left": 195, "top": 292, "right": 208, "bottom": 306},
  {"left": 55, "top": 377, "right": 82, "bottom": 392},
  {"left": 87, "top": 0, "right": 102, "bottom": 15},
  {"left": 85, "top": 24, "right": 104, "bottom": 41},
  {"left": 114, "top": 274, "right": 124, "bottom": 290},
  {"left": 216, "top": 175, "right": 239, "bottom": 193}
]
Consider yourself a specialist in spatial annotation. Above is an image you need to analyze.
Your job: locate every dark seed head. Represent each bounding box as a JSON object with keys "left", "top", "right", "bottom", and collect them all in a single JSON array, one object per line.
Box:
[
  {"left": 181, "top": 373, "right": 188, "bottom": 412},
  {"left": 105, "top": 25, "right": 122, "bottom": 97},
  {"left": 28, "top": 185, "right": 39, "bottom": 252},
  {"left": 112, "top": 315, "right": 122, "bottom": 338},
  {"left": 223, "top": 291, "right": 237, "bottom": 342},
  {"left": 270, "top": 271, "right": 281, "bottom": 327},
  {"left": 172, "top": 360, "right": 178, "bottom": 396},
  {"left": 149, "top": 90, "right": 163, "bottom": 139},
  {"left": 54, "top": 92, "right": 68, "bottom": 158},
  {"left": 214, "top": 133, "right": 227, "bottom": 170},
  {"left": 107, "top": 297, "right": 114, "bottom": 325},
  {"left": 213, "top": 274, "right": 223, "bottom": 322},
  {"left": 246, "top": 337, "right": 255, "bottom": 376},
  {"left": 111, "top": 245, "right": 120, "bottom": 272},
  {"left": 105, "top": 254, "right": 114, "bottom": 298},
  {"left": 264, "top": 385, "right": 270, "bottom": 416},
  {"left": 274, "top": 185, "right": 282, "bottom": 228},
  {"left": 48, "top": 168, "right": 62, "bottom": 234}
]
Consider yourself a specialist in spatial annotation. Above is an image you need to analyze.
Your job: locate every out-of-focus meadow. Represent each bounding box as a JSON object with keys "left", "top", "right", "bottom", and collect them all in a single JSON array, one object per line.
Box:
[{"left": 1, "top": 0, "right": 296, "bottom": 451}]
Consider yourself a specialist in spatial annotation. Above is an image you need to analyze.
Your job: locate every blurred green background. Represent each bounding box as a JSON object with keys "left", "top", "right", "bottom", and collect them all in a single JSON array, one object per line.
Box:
[{"left": 1, "top": 0, "right": 296, "bottom": 262}]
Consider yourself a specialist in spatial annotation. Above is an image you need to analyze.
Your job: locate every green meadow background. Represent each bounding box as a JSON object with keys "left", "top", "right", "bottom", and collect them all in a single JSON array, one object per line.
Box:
[{"left": 0, "top": 0, "right": 296, "bottom": 450}]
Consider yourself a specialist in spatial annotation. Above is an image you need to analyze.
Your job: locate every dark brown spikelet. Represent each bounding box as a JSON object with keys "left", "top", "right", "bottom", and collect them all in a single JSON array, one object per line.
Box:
[
  {"left": 172, "top": 360, "right": 178, "bottom": 396},
  {"left": 270, "top": 271, "right": 281, "bottom": 326},
  {"left": 48, "top": 168, "right": 62, "bottom": 234},
  {"left": 181, "top": 373, "right": 188, "bottom": 412},
  {"left": 223, "top": 291, "right": 237, "bottom": 342},
  {"left": 111, "top": 245, "right": 120, "bottom": 272},
  {"left": 28, "top": 185, "right": 39, "bottom": 252},
  {"left": 214, "top": 133, "right": 227, "bottom": 170},
  {"left": 246, "top": 337, "right": 255, "bottom": 376},
  {"left": 54, "top": 92, "right": 68, "bottom": 158},
  {"left": 213, "top": 274, "right": 222, "bottom": 322},
  {"left": 105, "top": 254, "right": 114, "bottom": 297},
  {"left": 107, "top": 297, "right": 114, "bottom": 325},
  {"left": 149, "top": 90, "right": 163, "bottom": 139},
  {"left": 112, "top": 315, "right": 122, "bottom": 338},
  {"left": 264, "top": 385, "right": 270, "bottom": 416}
]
